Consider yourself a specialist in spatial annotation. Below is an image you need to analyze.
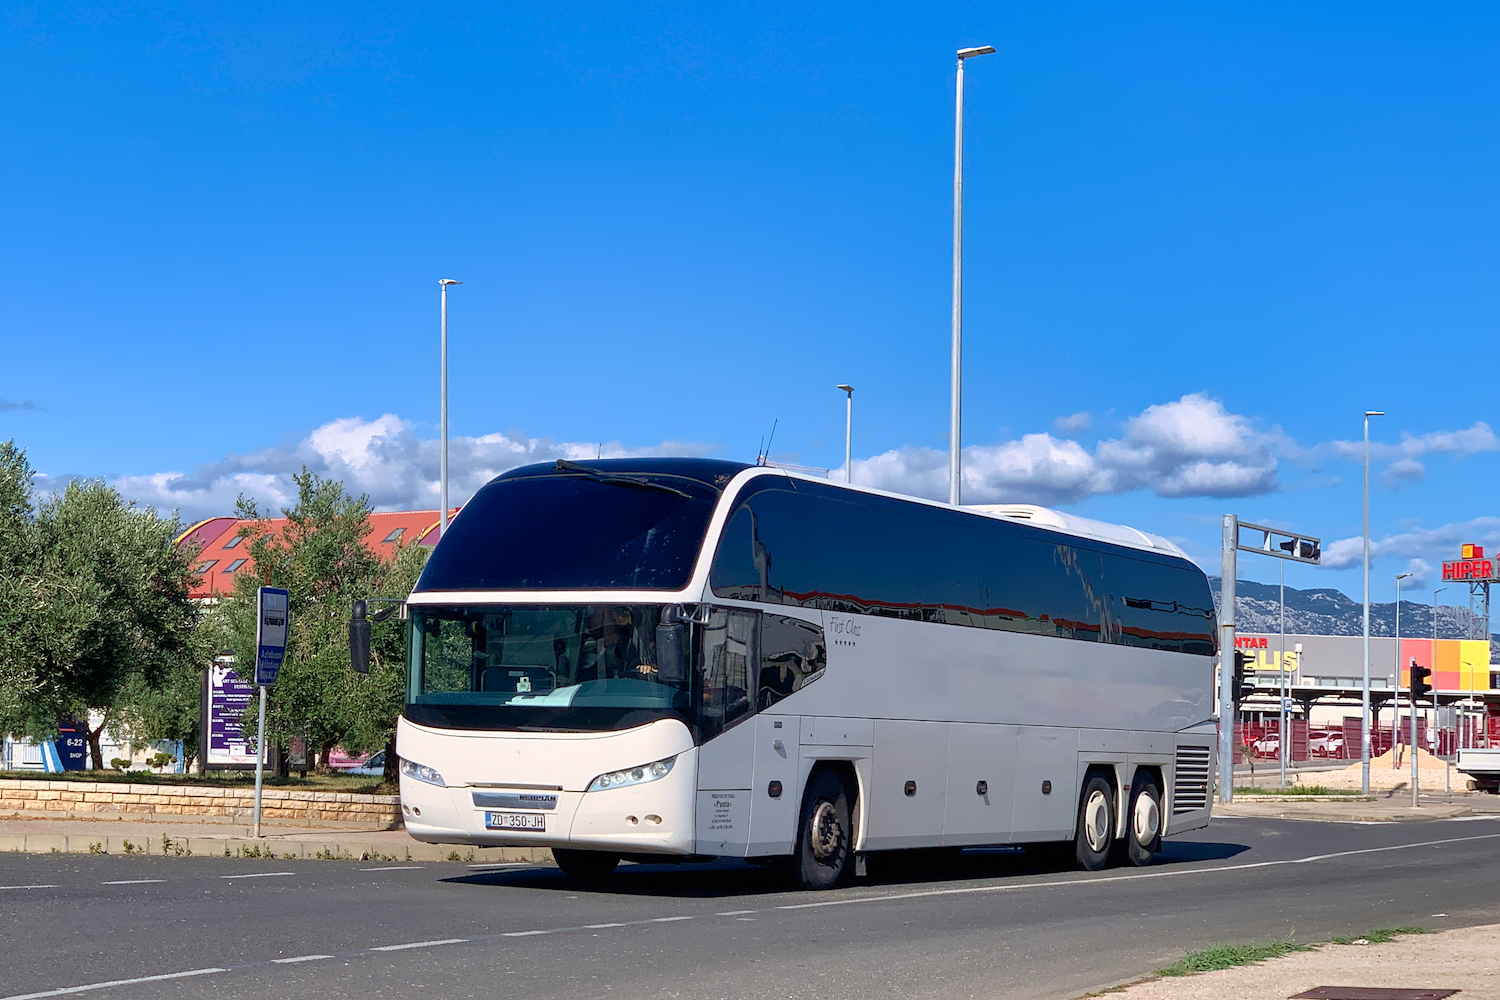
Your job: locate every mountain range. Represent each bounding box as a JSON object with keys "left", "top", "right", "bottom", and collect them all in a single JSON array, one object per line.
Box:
[{"left": 1208, "top": 578, "right": 1496, "bottom": 643}]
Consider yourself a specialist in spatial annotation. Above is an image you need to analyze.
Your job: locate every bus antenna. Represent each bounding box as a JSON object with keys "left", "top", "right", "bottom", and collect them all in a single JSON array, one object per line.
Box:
[{"left": 757, "top": 419, "right": 778, "bottom": 466}]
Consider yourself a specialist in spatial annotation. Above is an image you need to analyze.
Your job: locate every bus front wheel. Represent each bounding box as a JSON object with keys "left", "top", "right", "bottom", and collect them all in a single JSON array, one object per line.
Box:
[
  {"left": 1073, "top": 774, "right": 1115, "bottom": 871},
  {"left": 552, "top": 848, "right": 620, "bottom": 881},
  {"left": 792, "top": 768, "right": 851, "bottom": 890}
]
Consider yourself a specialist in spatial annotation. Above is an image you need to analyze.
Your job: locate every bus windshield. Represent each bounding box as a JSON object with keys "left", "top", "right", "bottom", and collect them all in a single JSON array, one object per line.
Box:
[{"left": 405, "top": 604, "right": 693, "bottom": 732}]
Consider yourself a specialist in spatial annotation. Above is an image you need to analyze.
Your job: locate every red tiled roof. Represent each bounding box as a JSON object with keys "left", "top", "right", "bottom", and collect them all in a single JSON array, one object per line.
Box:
[{"left": 178, "top": 508, "right": 456, "bottom": 600}]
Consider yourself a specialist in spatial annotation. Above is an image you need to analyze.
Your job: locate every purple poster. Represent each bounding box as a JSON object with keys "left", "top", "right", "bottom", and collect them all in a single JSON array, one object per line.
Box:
[{"left": 207, "top": 659, "right": 258, "bottom": 766}]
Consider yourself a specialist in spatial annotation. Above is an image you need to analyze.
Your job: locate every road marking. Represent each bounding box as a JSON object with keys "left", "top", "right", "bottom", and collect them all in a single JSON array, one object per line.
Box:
[
  {"left": 773, "top": 831, "right": 1500, "bottom": 912},
  {"left": 101, "top": 879, "right": 166, "bottom": 885},
  {"left": 466, "top": 862, "right": 535, "bottom": 869},
  {"left": 359, "top": 866, "right": 425, "bottom": 871},
  {"left": 716, "top": 909, "right": 757, "bottom": 916},
  {"left": 270, "top": 955, "right": 332, "bottom": 964},
  {"left": 369, "top": 938, "right": 467, "bottom": 952},
  {"left": 0, "top": 885, "right": 58, "bottom": 891},
  {"left": 220, "top": 872, "right": 296, "bottom": 880},
  {"left": 2, "top": 967, "right": 225, "bottom": 1000},
  {"left": 583, "top": 922, "right": 625, "bottom": 929},
  {"left": 649, "top": 915, "right": 693, "bottom": 923},
  {"left": 502, "top": 930, "right": 551, "bottom": 937}
]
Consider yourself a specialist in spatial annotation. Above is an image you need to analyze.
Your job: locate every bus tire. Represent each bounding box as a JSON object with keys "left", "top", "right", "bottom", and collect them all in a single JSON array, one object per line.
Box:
[
  {"left": 552, "top": 848, "right": 620, "bottom": 881},
  {"left": 793, "top": 768, "right": 851, "bottom": 890},
  {"left": 1124, "top": 771, "right": 1162, "bottom": 867},
  {"left": 1073, "top": 774, "right": 1115, "bottom": 871}
]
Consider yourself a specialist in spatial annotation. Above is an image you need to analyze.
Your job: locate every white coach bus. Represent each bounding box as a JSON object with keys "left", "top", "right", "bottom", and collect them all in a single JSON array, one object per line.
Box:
[{"left": 388, "top": 458, "right": 1217, "bottom": 889}]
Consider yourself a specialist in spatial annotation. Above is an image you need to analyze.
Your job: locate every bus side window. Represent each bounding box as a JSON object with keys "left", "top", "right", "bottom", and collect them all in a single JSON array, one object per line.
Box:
[{"left": 758, "top": 613, "right": 827, "bottom": 711}]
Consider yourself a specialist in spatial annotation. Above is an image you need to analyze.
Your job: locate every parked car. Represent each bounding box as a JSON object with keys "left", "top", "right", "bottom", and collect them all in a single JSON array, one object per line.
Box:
[
  {"left": 347, "top": 750, "right": 386, "bottom": 776},
  {"left": 1252, "top": 734, "right": 1281, "bottom": 756},
  {"left": 1309, "top": 730, "right": 1344, "bottom": 757}
]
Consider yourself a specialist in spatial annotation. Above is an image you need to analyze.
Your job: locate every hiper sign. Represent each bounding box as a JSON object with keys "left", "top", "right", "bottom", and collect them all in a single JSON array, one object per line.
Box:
[{"left": 255, "top": 587, "right": 290, "bottom": 686}]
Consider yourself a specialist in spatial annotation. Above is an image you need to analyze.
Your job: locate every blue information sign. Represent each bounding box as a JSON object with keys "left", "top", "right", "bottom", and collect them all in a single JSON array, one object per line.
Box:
[{"left": 255, "top": 587, "right": 290, "bottom": 686}]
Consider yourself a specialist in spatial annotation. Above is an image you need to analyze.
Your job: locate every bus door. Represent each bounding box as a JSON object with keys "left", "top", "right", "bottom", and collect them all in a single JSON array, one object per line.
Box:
[{"left": 694, "top": 608, "right": 758, "bottom": 855}]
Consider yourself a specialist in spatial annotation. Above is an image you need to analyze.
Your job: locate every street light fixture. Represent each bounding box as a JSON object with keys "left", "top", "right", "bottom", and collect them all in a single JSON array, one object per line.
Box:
[
  {"left": 1394, "top": 571, "right": 1412, "bottom": 771},
  {"left": 439, "top": 279, "right": 462, "bottom": 538},
  {"left": 949, "top": 43, "right": 995, "bottom": 506},
  {"left": 836, "top": 385, "right": 854, "bottom": 483},
  {"left": 1361, "top": 409, "right": 1384, "bottom": 795}
]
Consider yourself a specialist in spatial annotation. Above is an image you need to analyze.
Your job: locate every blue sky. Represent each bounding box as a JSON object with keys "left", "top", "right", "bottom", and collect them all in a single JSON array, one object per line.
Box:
[{"left": 4, "top": 2, "right": 1500, "bottom": 602}]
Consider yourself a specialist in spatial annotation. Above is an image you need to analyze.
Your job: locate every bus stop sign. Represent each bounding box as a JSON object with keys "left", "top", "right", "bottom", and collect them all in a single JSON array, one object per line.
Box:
[{"left": 255, "top": 587, "right": 290, "bottom": 686}]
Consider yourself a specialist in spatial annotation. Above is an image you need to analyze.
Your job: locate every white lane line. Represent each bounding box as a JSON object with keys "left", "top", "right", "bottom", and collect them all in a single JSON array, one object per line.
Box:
[
  {"left": 649, "top": 915, "right": 693, "bottom": 923},
  {"left": 369, "top": 938, "right": 467, "bottom": 952},
  {"left": 101, "top": 879, "right": 166, "bottom": 885},
  {"left": 774, "top": 831, "right": 1500, "bottom": 912},
  {"left": 502, "top": 930, "right": 551, "bottom": 937},
  {"left": 359, "top": 866, "right": 426, "bottom": 871},
  {"left": 271, "top": 955, "right": 333, "bottom": 964},
  {"left": 220, "top": 872, "right": 296, "bottom": 880},
  {"left": 715, "top": 909, "right": 756, "bottom": 916},
  {"left": 583, "top": 922, "right": 625, "bottom": 929},
  {"left": 465, "top": 862, "right": 535, "bottom": 869},
  {"left": 0, "top": 885, "right": 58, "bottom": 891},
  {"left": 2, "top": 967, "right": 225, "bottom": 1000}
]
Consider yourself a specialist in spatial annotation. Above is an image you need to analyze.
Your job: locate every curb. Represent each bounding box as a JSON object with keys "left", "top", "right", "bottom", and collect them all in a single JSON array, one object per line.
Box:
[
  {"left": 0, "top": 832, "right": 552, "bottom": 864},
  {"left": 1232, "top": 795, "right": 1376, "bottom": 803}
]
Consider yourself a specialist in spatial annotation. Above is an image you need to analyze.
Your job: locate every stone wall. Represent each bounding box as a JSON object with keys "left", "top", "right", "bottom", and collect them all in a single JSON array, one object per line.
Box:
[{"left": 0, "top": 778, "right": 401, "bottom": 829}]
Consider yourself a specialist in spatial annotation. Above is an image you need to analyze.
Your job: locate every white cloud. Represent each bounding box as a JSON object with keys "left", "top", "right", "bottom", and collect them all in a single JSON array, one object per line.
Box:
[
  {"left": 855, "top": 393, "right": 1279, "bottom": 504},
  {"left": 96, "top": 414, "right": 714, "bottom": 523},
  {"left": 1052, "top": 411, "right": 1092, "bottom": 435},
  {"left": 1400, "top": 558, "right": 1433, "bottom": 591},
  {"left": 1322, "top": 517, "right": 1500, "bottom": 572},
  {"left": 1382, "top": 457, "right": 1425, "bottom": 489}
]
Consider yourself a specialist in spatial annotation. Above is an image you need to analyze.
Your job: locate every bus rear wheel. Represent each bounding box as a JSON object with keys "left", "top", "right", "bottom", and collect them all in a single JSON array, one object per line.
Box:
[
  {"left": 552, "top": 848, "right": 620, "bottom": 882},
  {"left": 792, "top": 768, "right": 851, "bottom": 890},
  {"left": 1124, "top": 773, "right": 1162, "bottom": 867},
  {"left": 1073, "top": 774, "right": 1115, "bottom": 871}
]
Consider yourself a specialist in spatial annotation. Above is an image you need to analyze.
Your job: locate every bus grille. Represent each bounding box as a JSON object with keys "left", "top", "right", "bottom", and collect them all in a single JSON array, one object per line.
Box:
[{"left": 1172, "top": 745, "right": 1212, "bottom": 814}]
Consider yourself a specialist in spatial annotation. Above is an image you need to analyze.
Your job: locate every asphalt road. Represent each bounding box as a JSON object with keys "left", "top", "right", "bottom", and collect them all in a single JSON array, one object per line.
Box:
[{"left": 3, "top": 816, "right": 1499, "bottom": 1000}]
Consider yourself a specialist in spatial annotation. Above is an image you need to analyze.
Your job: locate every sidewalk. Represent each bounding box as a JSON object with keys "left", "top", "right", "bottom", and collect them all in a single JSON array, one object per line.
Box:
[
  {"left": 0, "top": 816, "right": 550, "bottom": 863},
  {"left": 1101, "top": 922, "right": 1500, "bottom": 999},
  {"left": 1216, "top": 793, "right": 1500, "bottom": 823}
]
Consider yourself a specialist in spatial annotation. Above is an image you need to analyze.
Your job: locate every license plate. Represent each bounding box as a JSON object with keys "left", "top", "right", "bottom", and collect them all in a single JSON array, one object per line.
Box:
[{"left": 486, "top": 811, "right": 546, "bottom": 831}]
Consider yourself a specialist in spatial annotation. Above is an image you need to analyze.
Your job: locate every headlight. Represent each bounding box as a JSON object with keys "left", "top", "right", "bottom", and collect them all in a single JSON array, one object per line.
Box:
[
  {"left": 586, "top": 756, "right": 676, "bottom": 792},
  {"left": 400, "top": 758, "right": 446, "bottom": 787}
]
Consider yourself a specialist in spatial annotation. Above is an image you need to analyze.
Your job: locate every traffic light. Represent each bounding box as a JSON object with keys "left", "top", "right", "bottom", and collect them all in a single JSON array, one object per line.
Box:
[
  {"left": 1233, "top": 650, "right": 1255, "bottom": 707},
  {"left": 1410, "top": 658, "right": 1433, "bottom": 700}
]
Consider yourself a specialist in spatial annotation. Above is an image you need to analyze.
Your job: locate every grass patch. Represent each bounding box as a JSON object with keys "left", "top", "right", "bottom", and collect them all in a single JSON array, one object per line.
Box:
[
  {"left": 1233, "top": 785, "right": 1362, "bottom": 796},
  {"left": 1155, "top": 940, "right": 1312, "bottom": 977},
  {"left": 1330, "top": 927, "right": 1426, "bottom": 945},
  {"left": 0, "top": 768, "right": 388, "bottom": 794}
]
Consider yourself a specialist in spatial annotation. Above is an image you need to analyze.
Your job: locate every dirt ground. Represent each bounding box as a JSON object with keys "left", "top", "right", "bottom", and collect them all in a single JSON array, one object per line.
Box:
[{"left": 1104, "top": 922, "right": 1500, "bottom": 1000}]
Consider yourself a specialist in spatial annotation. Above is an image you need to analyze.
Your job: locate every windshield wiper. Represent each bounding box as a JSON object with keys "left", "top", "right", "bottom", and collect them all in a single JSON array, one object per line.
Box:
[{"left": 552, "top": 460, "right": 692, "bottom": 498}]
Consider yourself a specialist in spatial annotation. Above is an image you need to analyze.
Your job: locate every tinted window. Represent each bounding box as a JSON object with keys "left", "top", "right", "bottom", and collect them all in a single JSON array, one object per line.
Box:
[
  {"left": 708, "top": 481, "right": 821, "bottom": 606},
  {"left": 699, "top": 608, "right": 757, "bottom": 740},
  {"left": 707, "top": 476, "right": 1213, "bottom": 654},
  {"left": 758, "top": 613, "right": 827, "bottom": 710},
  {"left": 417, "top": 471, "right": 720, "bottom": 591}
]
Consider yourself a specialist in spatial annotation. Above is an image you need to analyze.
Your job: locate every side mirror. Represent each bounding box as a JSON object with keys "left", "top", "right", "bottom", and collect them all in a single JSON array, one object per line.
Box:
[
  {"left": 655, "top": 623, "right": 687, "bottom": 683},
  {"left": 350, "top": 599, "right": 371, "bottom": 674}
]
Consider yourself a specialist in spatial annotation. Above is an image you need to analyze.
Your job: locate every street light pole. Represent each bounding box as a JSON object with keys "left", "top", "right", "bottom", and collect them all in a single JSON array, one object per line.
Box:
[
  {"left": 950, "top": 44, "right": 995, "bottom": 507},
  {"left": 439, "top": 279, "right": 462, "bottom": 537},
  {"left": 1361, "top": 409, "right": 1383, "bottom": 795},
  {"left": 837, "top": 385, "right": 854, "bottom": 483},
  {"left": 1394, "top": 571, "right": 1412, "bottom": 770}
]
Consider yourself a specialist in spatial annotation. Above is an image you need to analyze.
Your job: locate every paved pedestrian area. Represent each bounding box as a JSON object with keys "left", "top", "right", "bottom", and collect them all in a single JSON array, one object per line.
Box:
[{"left": 1110, "top": 922, "right": 1500, "bottom": 1000}]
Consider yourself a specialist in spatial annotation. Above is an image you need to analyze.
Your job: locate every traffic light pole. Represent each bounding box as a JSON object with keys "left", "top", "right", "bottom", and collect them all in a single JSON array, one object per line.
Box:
[{"left": 1219, "top": 515, "right": 1237, "bottom": 804}]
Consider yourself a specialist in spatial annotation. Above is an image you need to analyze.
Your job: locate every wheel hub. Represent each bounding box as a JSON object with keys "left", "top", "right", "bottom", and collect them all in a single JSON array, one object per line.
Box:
[
  {"left": 1084, "top": 790, "right": 1110, "bottom": 853},
  {"left": 1133, "top": 792, "right": 1160, "bottom": 844},
  {"left": 809, "top": 801, "right": 842, "bottom": 860}
]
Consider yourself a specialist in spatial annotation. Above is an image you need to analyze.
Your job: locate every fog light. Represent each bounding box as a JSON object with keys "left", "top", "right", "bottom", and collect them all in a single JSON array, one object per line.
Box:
[{"left": 645, "top": 814, "right": 662, "bottom": 825}]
